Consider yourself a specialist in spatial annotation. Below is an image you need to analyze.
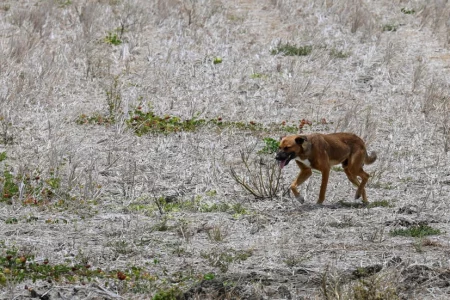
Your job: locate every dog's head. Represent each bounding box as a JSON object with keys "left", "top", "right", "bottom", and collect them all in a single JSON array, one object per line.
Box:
[{"left": 275, "top": 135, "right": 308, "bottom": 169}]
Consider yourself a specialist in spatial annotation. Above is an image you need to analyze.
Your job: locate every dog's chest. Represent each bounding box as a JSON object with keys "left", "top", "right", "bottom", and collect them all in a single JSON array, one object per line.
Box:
[{"left": 295, "top": 157, "right": 311, "bottom": 167}]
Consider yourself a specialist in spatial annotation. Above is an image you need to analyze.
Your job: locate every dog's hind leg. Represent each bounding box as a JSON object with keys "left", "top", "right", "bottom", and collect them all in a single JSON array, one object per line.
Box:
[
  {"left": 356, "top": 168, "right": 370, "bottom": 203},
  {"left": 317, "top": 168, "right": 330, "bottom": 204}
]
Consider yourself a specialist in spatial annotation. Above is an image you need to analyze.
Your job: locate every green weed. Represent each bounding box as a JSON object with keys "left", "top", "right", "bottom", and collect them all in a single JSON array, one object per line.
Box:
[
  {"left": 104, "top": 31, "right": 122, "bottom": 45},
  {"left": 0, "top": 152, "right": 6, "bottom": 162},
  {"left": 401, "top": 8, "right": 415, "bottom": 14},
  {"left": 0, "top": 248, "right": 156, "bottom": 288},
  {"left": 76, "top": 113, "right": 114, "bottom": 125},
  {"left": 152, "top": 286, "right": 183, "bottom": 300},
  {"left": 271, "top": 43, "right": 312, "bottom": 56},
  {"left": 213, "top": 57, "right": 222, "bottom": 64},
  {"left": 330, "top": 48, "right": 350, "bottom": 59},
  {"left": 390, "top": 224, "right": 441, "bottom": 238},
  {"left": 258, "top": 137, "right": 279, "bottom": 154},
  {"left": 251, "top": 72, "right": 267, "bottom": 79},
  {"left": 382, "top": 24, "right": 398, "bottom": 32}
]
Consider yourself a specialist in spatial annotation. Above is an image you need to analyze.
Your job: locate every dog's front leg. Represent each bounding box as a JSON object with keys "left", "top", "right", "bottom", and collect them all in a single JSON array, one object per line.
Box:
[
  {"left": 317, "top": 168, "right": 330, "bottom": 204},
  {"left": 291, "top": 166, "right": 312, "bottom": 203}
]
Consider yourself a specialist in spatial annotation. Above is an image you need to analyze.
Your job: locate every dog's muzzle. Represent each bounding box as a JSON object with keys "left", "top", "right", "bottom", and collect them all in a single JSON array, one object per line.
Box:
[{"left": 275, "top": 151, "right": 296, "bottom": 169}]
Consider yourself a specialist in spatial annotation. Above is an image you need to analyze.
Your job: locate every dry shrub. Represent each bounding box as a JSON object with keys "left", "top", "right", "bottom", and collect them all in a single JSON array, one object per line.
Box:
[{"left": 230, "top": 150, "right": 283, "bottom": 199}]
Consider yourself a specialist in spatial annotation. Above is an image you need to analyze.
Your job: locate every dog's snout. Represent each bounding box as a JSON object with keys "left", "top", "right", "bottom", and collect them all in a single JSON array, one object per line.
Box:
[{"left": 275, "top": 151, "right": 288, "bottom": 160}]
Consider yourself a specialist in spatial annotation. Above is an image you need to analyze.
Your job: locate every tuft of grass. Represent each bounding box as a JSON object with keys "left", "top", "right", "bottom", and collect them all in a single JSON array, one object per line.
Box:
[
  {"left": 382, "top": 24, "right": 398, "bottom": 32},
  {"left": 201, "top": 248, "right": 253, "bottom": 273},
  {"left": 401, "top": 8, "right": 415, "bottom": 14},
  {"left": 390, "top": 224, "right": 441, "bottom": 238},
  {"left": 271, "top": 43, "right": 312, "bottom": 56},
  {"left": 329, "top": 48, "right": 350, "bottom": 59},
  {"left": 320, "top": 266, "right": 399, "bottom": 300},
  {"left": 207, "top": 225, "right": 227, "bottom": 242}
]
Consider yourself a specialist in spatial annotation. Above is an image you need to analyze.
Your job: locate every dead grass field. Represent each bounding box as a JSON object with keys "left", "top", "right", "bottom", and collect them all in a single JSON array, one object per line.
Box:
[{"left": 1, "top": 0, "right": 450, "bottom": 299}]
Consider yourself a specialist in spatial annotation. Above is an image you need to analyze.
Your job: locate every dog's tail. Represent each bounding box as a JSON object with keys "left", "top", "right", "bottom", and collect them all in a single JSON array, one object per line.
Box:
[{"left": 365, "top": 151, "right": 377, "bottom": 165}]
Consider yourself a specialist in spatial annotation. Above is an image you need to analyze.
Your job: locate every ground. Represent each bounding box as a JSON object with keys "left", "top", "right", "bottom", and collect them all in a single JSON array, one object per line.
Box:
[{"left": 0, "top": 0, "right": 450, "bottom": 299}]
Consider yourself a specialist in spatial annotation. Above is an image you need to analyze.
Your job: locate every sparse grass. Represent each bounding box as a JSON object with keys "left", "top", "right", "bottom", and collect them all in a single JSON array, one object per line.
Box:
[
  {"left": 390, "top": 224, "right": 441, "bottom": 238},
  {"left": 207, "top": 225, "right": 227, "bottom": 242},
  {"left": 271, "top": 43, "right": 312, "bottom": 56},
  {"left": 338, "top": 200, "right": 392, "bottom": 209},
  {"left": 330, "top": 48, "right": 350, "bottom": 59},
  {"left": 201, "top": 248, "right": 253, "bottom": 273},
  {"left": 283, "top": 254, "right": 310, "bottom": 268},
  {"left": 2, "top": 0, "right": 450, "bottom": 298}
]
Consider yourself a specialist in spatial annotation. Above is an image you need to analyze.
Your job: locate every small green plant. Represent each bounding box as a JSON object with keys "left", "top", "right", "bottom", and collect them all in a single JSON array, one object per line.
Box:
[
  {"left": 203, "top": 273, "right": 215, "bottom": 280},
  {"left": 0, "top": 151, "right": 6, "bottom": 162},
  {"left": 104, "top": 31, "right": 122, "bottom": 45},
  {"left": 271, "top": 43, "right": 312, "bottom": 56},
  {"left": 5, "top": 217, "right": 18, "bottom": 224},
  {"left": 126, "top": 106, "right": 206, "bottom": 136},
  {"left": 258, "top": 137, "right": 279, "bottom": 154},
  {"left": 283, "top": 254, "right": 310, "bottom": 268},
  {"left": 330, "top": 48, "right": 350, "bottom": 59},
  {"left": 1, "top": 169, "right": 19, "bottom": 202},
  {"left": 75, "top": 113, "right": 114, "bottom": 125},
  {"left": 390, "top": 224, "right": 441, "bottom": 238},
  {"left": 213, "top": 57, "right": 222, "bottom": 64},
  {"left": 401, "top": 8, "right": 415, "bottom": 14},
  {"left": 251, "top": 72, "right": 267, "bottom": 79},
  {"left": 152, "top": 286, "right": 183, "bottom": 300},
  {"left": 382, "top": 24, "right": 398, "bottom": 32}
]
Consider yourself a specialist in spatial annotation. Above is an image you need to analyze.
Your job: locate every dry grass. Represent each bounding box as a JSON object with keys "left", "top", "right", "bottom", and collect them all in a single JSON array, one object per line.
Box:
[{"left": 1, "top": 0, "right": 450, "bottom": 299}]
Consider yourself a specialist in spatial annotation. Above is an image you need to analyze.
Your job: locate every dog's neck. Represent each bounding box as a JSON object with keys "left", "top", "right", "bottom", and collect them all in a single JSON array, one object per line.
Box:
[{"left": 295, "top": 157, "right": 311, "bottom": 167}]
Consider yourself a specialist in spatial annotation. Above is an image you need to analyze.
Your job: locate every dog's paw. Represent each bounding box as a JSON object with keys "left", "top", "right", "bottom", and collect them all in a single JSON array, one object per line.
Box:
[{"left": 295, "top": 195, "right": 305, "bottom": 204}]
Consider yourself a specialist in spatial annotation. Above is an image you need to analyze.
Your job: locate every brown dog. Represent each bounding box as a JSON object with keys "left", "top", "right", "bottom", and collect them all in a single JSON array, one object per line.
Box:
[{"left": 275, "top": 133, "right": 377, "bottom": 204}]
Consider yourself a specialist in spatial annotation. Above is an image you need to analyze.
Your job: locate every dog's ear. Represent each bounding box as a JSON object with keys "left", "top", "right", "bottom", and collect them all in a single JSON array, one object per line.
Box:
[{"left": 295, "top": 136, "right": 307, "bottom": 145}]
